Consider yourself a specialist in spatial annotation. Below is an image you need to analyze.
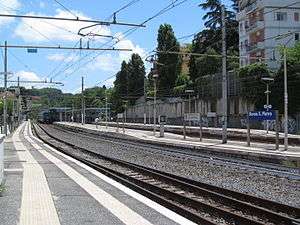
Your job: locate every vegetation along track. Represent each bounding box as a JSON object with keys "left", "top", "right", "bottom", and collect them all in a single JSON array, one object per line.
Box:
[{"left": 33, "top": 123, "right": 300, "bottom": 225}]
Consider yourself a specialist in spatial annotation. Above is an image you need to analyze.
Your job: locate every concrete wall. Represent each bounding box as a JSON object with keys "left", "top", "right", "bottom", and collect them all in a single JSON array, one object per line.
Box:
[{"left": 125, "top": 97, "right": 255, "bottom": 128}]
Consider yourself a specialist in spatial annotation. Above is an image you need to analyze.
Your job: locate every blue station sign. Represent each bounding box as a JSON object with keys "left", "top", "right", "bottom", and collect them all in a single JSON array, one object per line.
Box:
[
  {"left": 27, "top": 48, "right": 38, "bottom": 53},
  {"left": 249, "top": 110, "right": 276, "bottom": 121}
]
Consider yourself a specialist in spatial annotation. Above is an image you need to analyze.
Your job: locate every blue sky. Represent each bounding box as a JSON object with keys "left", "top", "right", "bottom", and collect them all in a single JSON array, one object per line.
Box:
[{"left": 0, "top": 0, "right": 232, "bottom": 93}]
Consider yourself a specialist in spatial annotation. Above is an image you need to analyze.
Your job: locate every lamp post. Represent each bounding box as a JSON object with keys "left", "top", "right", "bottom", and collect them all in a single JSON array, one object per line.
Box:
[
  {"left": 261, "top": 77, "right": 274, "bottom": 134},
  {"left": 275, "top": 32, "right": 295, "bottom": 151}
]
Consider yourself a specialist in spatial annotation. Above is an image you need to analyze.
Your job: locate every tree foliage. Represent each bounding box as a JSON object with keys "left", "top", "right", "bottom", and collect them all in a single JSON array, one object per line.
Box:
[
  {"left": 127, "top": 53, "right": 145, "bottom": 104},
  {"left": 157, "top": 24, "right": 181, "bottom": 96},
  {"left": 272, "top": 43, "right": 300, "bottom": 115},
  {"left": 173, "top": 73, "right": 192, "bottom": 95},
  {"left": 189, "top": 0, "right": 239, "bottom": 82},
  {"left": 112, "top": 53, "right": 146, "bottom": 112},
  {"left": 238, "top": 63, "right": 270, "bottom": 107},
  {"left": 190, "top": 48, "right": 221, "bottom": 81}
]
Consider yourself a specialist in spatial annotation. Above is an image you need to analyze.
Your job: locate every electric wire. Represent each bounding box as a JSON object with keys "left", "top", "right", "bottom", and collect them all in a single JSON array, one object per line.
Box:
[
  {"left": 59, "top": 0, "right": 191, "bottom": 90},
  {"left": 53, "top": 0, "right": 78, "bottom": 19},
  {"left": 49, "top": 0, "right": 145, "bottom": 80}
]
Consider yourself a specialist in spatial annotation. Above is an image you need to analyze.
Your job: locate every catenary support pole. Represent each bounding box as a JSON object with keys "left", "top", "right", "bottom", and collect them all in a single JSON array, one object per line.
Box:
[
  {"left": 275, "top": 110, "right": 279, "bottom": 150},
  {"left": 221, "top": 5, "right": 227, "bottom": 144},
  {"left": 3, "top": 41, "right": 7, "bottom": 136},
  {"left": 283, "top": 48, "right": 288, "bottom": 150},
  {"left": 247, "top": 112, "right": 251, "bottom": 147},
  {"left": 144, "top": 76, "right": 147, "bottom": 125},
  {"left": 17, "top": 76, "right": 21, "bottom": 125},
  {"left": 153, "top": 75, "right": 157, "bottom": 136},
  {"left": 266, "top": 83, "right": 270, "bottom": 134},
  {"left": 105, "top": 92, "right": 108, "bottom": 129},
  {"left": 81, "top": 76, "right": 85, "bottom": 125}
]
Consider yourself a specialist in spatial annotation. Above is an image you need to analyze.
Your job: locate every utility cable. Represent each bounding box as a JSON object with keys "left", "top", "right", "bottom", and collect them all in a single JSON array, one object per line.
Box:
[{"left": 53, "top": 0, "right": 78, "bottom": 19}]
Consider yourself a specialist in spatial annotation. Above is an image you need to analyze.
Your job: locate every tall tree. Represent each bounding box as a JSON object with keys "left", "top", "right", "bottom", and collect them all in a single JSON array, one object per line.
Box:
[
  {"left": 157, "top": 24, "right": 181, "bottom": 97},
  {"left": 231, "top": 0, "right": 239, "bottom": 13},
  {"left": 272, "top": 43, "right": 300, "bottom": 115},
  {"left": 113, "top": 61, "right": 129, "bottom": 112},
  {"left": 127, "top": 53, "right": 146, "bottom": 104},
  {"left": 114, "top": 61, "right": 129, "bottom": 98},
  {"left": 199, "top": 0, "right": 236, "bottom": 29},
  {"left": 190, "top": 47, "right": 221, "bottom": 81},
  {"left": 189, "top": 1, "right": 239, "bottom": 82}
]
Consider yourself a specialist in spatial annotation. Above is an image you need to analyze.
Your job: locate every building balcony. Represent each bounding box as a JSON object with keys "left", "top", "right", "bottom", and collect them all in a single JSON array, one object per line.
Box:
[
  {"left": 245, "top": 20, "right": 264, "bottom": 33},
  {"left": 246, "top": 42, "right": 264, "bottom": 53},
  {"left": 245, "top": 1, "right": 258, "bottom": 14}
]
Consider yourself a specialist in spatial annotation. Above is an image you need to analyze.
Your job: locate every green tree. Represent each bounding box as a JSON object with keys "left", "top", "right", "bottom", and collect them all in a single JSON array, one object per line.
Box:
[
  {"left": 199, "top": 0, "right": 236, "bottom": 29},
  {"left": 114, "top": 61, "right": 129, "bottom": 99},
  {"left": 189, "top": 1, "right": 239, "bottom": 82},
  {"left": 238, "top": 63, "right": 270, "bottom": 108},
  {"left": 272, "top": 43, "right": 300, "bottom": 115},
  {"left": 190, "top": 48, "right": 221, "bottom": 81},
  {"left": 127, "top": 53, "right": 145, "bottom": 104},
  {"left": 157, "top": 24, "right": 181, "bottom": 96},
  {"left": 173, "top": 73, "right": 192, "bottom": 95}
]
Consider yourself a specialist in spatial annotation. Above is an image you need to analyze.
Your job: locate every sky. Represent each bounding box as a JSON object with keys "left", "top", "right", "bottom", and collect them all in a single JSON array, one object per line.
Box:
[{"left": 0, "top": 0, "right": 233, "bottom": 93}]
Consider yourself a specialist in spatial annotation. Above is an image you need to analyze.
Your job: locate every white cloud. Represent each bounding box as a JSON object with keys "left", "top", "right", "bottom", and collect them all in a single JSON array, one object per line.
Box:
[
  {"left": 14, "top": 9, "right": 111, "bottom": 42},
  {"left": 0, "top": 0, "right": 21, "bottom": 27},
  {"left": 115, "top": 33, "right": 146, "bottom": 61},
  {"left": 86, "top": 35, "right": 147, "bottom": 74},
  {"left": 16, "top": 70, "right": 42, "bottom": 81},
  {"left": 87, "top": 54, "right": 120, "bottom": 72},
  {"left": 47, "top": 53, "right": 79, "bottom": 62},
  {"left": 14, "top": 70, "right": 44, "bottom": 88},
  {"left": 47, "top": 53, "right": 65, "bottom": 61}
]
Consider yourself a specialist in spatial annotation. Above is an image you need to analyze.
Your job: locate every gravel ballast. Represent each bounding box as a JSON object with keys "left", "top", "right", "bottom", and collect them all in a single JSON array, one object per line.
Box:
[{"left": 40, "top": 124, "right": 300, "bottom": 208}]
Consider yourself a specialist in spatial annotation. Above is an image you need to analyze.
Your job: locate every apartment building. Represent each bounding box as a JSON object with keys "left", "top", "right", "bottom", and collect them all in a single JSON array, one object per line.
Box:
[{"left": 237, "top": 0, "right": 300, "bottom": 70}]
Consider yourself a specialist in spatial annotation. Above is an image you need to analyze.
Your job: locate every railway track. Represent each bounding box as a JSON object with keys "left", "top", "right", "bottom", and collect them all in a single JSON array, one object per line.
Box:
[
  {"left": 32, "top": 123, "right": 300, "bottom": 225},
  {"left": 53, "top": 123, "right": 300, "bottom": 179}
]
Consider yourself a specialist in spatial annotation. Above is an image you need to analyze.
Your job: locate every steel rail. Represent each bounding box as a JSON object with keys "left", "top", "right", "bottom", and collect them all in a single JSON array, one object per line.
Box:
[
  {"left": 53, "top": 124, "right": 300, "bottom": 180},
  {"left": 48, "top": 124, "right": 300, "bottom": 216},
  {"left": 33, "top": 123, "right": 300, "bottom": 225}
]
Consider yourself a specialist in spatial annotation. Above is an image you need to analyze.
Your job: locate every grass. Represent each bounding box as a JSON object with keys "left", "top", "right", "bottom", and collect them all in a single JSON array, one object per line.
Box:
[{"left": 0, "top": 184, "right": 5, "bottom": 196}]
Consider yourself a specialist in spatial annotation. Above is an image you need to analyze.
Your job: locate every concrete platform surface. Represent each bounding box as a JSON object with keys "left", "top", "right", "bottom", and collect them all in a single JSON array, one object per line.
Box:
[
  {"left": 97, "top": 121, "right": 300, "bottom": 145},
  {"left": 0, "top": 122, "right": 195, "bottom": 225}
]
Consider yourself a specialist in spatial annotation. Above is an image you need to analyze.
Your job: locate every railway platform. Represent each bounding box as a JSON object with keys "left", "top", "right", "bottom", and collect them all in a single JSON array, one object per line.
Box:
[
  {"left": 0, "top": 122, "right": 195, "bottom": 225},
  {"left": 57, "top": 122, "right": 300, "bottom": 167}
]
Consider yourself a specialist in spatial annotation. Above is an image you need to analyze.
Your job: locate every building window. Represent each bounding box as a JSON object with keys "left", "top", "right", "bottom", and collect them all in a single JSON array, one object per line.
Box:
[
  {"left": 240, "top": 23, "right": 243, "bottom": 31},
  {"left": 245, "top": 21, "right": 249, "bottom": 29},
  {"left": 275, "top": 12, "right": 287, "bottom": 21},
  {"left": 295, "top": 33, "right": 299, "bottom": 41},
  {"left": 295, "top": 12, "right": 299, "bottom": 21}
]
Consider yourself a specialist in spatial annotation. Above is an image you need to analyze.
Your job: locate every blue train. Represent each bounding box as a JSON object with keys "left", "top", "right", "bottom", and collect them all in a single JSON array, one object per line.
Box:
[
  {"left": 37, "top": 108, "right": 70, "bottom": 124},
  {"left": 37, "top": 107, "right": 110, "bottom": 124}
]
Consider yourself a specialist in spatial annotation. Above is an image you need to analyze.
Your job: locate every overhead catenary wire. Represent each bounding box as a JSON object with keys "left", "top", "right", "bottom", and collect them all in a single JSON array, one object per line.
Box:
[
  {"left": 53, "top": 0, "right": 78, "bottom": 19},
  {"left": 93, "top": 0, "right": 192, "bottom": 87},
  {"left": 61, "top": 0, "right": 191, "bottom": 90},
  {"left": 51, "top": 0, "right": 144, "bottom": 79},
  {"left": 49, "top": 0, "right": 151, "bottom": 81}
]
